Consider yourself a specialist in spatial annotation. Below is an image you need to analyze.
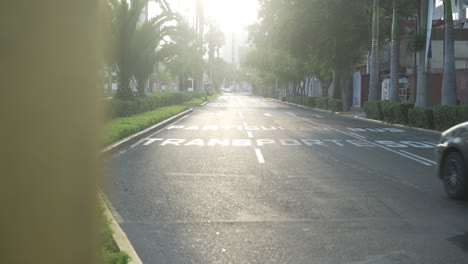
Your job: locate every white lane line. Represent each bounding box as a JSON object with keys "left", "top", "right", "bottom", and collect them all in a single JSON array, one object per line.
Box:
[
  {"left": 243, "top": 121, "right": 248, "bottom": 126},
  {"left": 247, "top": 132, "right": 254, "bottom": 138},
  {"left": 264, "top": 113, "right": 271, "bottom": 117},
  {"left": 348, "top": 132, "right": 366, "bottom": 139},
  {"left": 312, "top": 114, "right": 323, "bottom": 118},
  {"left": 238, "top": 111, "right": 244, "bottom": 119},
  {"left": 255, "top": 149, "right": 265, "bottom": 163},
  {"left": 286, "top": 112, "right": 433, "bottom": 167},
  {"left": 399, "top": 150, "right": 437, "bottom": 165}
]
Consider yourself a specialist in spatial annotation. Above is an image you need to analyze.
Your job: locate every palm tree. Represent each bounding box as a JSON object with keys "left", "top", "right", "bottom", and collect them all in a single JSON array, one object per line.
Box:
[
  {"left": 389, "top": 0, "right": 400, "bottom": 102},
  {"left": 109, "top": 0, "right": 170, "bottom": 100},
  {"left": 131, "top": 12, "right": 175, "bottom": 96},
  {"left": 164, "top": 22, "right": 204, "bottom": 92},
  {"left": 368, "top": 0, "right": 380, "bottom": 101},
  {"left": 441, "top": 0, "right": 458, "bottom": 105},
  {"left": 205, "top": 19, "right": 225, "bottom": 92}
]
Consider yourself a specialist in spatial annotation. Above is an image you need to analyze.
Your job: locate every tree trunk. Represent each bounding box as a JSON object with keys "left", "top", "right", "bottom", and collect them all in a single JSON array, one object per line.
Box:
[
  {"left": 441, "top": 0, "right": 457, "bottom": 105},
  {"left": 415, "top": 0, "right": 428, "bottom": 106},
  {"left": 332, "top": 70, "right": 341, "bottom": 99},
  {"left": 136, "top": 79, "right": 146, "bottom": 97},
  {"left": 368, "top": 0, "right": 380, "bottom": 101},
  {"left": 390, "top": 0, "right": 400, "bottom": 102},
  {"left": 115, "top": 78, "right": 134, "bottom": 100},
  {"left": 338, "top": 70, "right": 351, "bottom": 111}
]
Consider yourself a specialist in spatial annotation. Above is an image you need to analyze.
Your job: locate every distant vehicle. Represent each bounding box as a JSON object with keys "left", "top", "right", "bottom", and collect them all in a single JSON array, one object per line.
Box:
[{"left": 436, "top": 122, "right": 468, "bottom": 199}]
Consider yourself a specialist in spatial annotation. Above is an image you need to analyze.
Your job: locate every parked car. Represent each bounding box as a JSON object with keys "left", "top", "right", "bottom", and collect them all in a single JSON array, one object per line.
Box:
[{"left": 436, "top": 121, "right": 468, "bottom": 199}]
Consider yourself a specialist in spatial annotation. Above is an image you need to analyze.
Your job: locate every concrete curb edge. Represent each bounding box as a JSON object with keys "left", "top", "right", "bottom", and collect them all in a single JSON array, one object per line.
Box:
[
  {"left": 352, "top": 116, "right": 442, "bottom": 135},
  {"left": 102, "top": 108, "right": 193, "bottom": 156},
  {"left": 271, "top": 96, "right": 442, "bottom": 135},
  {"left": 201, "top": 94, "right": 221, "bottom": 106},
  {"left": 100, "top": 107, "right": 196, "bottom": 264},
  {"left": 99, "top": 193, "right": 142, "bottom": 264}
]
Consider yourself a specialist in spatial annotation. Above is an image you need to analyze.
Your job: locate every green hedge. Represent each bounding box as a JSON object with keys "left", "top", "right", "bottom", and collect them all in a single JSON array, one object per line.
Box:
[
  {"left": 408, "top": 107, "right": 434, "bottom": 129},
  {"left": 328, "top": 98, "right": 343, "bottom": 112},
  {"left": 104, "top": 105, "right": 189, "bottom": 146},
  {"left": 107, "top": 92, "right": 204, "bottom": 119},
  {"left": 315, "top": 97, "right": 329, "bottom": 110},
  {"left": 380, "top": 101, "right": 414, "bottom": 125},
  {"left": 364, "top": 101, "right": 383, "bottom": 120},
  {"left": 433, "top": 105, "right": 468, "bottom": 131}
]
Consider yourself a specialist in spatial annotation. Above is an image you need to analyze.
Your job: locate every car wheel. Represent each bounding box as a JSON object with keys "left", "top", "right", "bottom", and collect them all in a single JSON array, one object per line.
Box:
[{"left": 442, "top": 152, "right": 468, "bottom": 200}]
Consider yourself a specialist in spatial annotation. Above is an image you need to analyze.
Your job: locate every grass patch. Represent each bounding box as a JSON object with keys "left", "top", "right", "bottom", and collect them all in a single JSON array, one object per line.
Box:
[
  {"left": 101, "top": 212, "right": 130, "bottom": 264},
  {"left": 183, "top": 92, "right": 221, "bottom": 106},
  {"left": 184, "top": 97, "right": 206, "bottom": 106},
  {"left": 104, "top": 105, "right": 189, "bottom": 146}
]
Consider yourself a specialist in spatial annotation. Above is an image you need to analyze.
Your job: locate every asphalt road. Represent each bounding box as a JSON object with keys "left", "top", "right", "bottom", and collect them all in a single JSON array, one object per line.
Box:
[{"left": 106, "top": 93, "right": 468, "bottom": 264}]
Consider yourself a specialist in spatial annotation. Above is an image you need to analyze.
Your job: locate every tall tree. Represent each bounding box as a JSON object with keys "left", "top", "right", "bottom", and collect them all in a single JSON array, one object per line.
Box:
[
  {"left": 415, "top": 0, "right": 428, "bottom": 106},
  {"left": 390, "top": 0, "right": 400, "bottom": 102},
  {"left": 441, "top": 0, "right": 458, "bottom": 105},
  {"left": 109, "top": 0, "right": 170, "bottom": 100},
  {"left": 369, "top": 0, "right": 380, "bottom": 101},
  {"left": 164, "top": 22, "right": 204, "bottom": 91},
  {"left": 131, "top": 12, "right": 174, "bottom": 96}
]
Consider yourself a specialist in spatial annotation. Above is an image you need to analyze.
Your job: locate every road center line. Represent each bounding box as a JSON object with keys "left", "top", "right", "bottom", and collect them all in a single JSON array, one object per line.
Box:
[
  {"left": 239, "top": 111, "right": 244, "bottom": 119},
  {"left": 264, "top": 113, "right": 271, "bottom": 117},
  {"left": 286, "top": 112, "right": 434, "bottom": 166},
  {"left": 255, "top": 149, "right": 265, "bottom": 163}
]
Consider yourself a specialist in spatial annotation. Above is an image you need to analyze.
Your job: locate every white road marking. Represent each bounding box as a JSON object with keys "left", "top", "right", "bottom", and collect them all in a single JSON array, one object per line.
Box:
[
  {"left": 264, "top": 113, "right": 271, "bottom": 117},
  {"left": 286, "top": 112, "right": 434, "bottom": 167},
  {"left": 243, "top": 121, "right": 248, "bottom": 126},
  {"left": 144, "top": 138, "right": 163, "bottom": 146},
  {"left": 238, "top": 111, "right": 244, "bottom": 119},
  {"left": 312, "top": 114, "right": 323, "bottom": 118},
  {"left": 247, "top": 132, "right": 254, "bottom": 138},
  {"left": 348, "top": 132, "right": 366, "bottom": 139},
  {"left": 255, "top": 149, "right": 265, "bottom": 163},
  {"left": 399, "top": 150, "right": 437, "bottom": 165}
]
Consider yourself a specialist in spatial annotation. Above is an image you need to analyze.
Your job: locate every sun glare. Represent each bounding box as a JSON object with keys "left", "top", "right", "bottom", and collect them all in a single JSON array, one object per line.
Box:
[{"left": 205, "top": 0, "right": 258, "bottom": 32}]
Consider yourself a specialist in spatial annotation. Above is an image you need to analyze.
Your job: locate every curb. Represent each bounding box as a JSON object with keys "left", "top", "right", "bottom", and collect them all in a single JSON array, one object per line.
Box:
[
  {"left": 101, "top": 107, "right": 195, "bottom": 264},
  {"left": 201, "top": 94, "right": 221, "bottom": 106},
  {"left": 272, "top": 97, "right": 442, "bottom": 135},
  {"left": 100, "top": 193, "right": 142, "bottom": 264},
  {"left": 352, "top": 116, "right": 442, "bottom": 135},
  {"left": 102, "top": 108, "right": 193, "bottom": 156}
]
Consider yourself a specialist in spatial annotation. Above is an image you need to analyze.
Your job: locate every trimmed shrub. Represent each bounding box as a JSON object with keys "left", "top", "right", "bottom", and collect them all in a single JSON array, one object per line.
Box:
[
  {"left": 408, "top": 107, "right": 434, "bottom": 129},
  {"left": 328, "top": 98, "right": 343, "bottom": 112},
  {"left": 106, "top": 92, "right": 205, "bottom": 119},
  {"left": 379, "top": 101, "right": 414, "bottom": 124},
  {"left": 305, "top": 97, "right": 317, "bottom": 107},
  {"left": 433, "top": 105, "right": 468, "bottom": 131},
  {"left": 394, "top": 102, "right": 414, "bottom": 125},
  {"left": 315, "top": 97, "right": 329, "bottom": 110},
  {"left": 380, "top": 101, "right": 398, "bottom": 123},
  {"left": 364, "top": 100, "right": 383, "bottom": 120}
]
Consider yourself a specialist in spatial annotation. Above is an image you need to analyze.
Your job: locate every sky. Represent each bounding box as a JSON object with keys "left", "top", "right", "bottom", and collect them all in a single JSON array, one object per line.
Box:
[{"left": 149, "top": 0, "right": 259, "bottom": 33}]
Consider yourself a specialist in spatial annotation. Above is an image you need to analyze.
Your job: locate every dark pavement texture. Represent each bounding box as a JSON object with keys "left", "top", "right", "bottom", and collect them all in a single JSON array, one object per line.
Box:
[{"left": 106, "top": 93, "right": 468, "bottom": 264}]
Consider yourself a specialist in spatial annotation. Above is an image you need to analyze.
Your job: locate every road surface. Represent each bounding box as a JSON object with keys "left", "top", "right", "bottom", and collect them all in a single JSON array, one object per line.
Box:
[{"left": 106, "top": 93, "right": 468, "bottom": 264}]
